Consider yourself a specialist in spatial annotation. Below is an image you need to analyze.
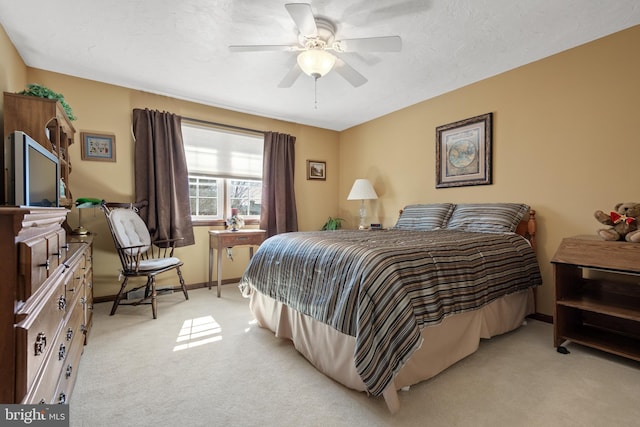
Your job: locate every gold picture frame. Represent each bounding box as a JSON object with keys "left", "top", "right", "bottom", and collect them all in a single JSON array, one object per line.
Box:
[
  {"left": 435, "top": 113, "right": 492, "bottom": 188},
  {"left": 81, "top": 132, "right": 116, "bottom": 162}
]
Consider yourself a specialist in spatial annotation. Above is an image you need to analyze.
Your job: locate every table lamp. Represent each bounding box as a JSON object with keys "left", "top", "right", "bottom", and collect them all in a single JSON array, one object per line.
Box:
[
  {"left": 347, "top": 179, "right": 378, "bottom": 229},
  {"left": 73, "top": 198, "right": 101, "bottom": 235}
]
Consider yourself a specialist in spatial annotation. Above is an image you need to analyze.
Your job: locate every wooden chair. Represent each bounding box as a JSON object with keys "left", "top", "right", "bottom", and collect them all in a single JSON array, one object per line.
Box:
[{"left": 101, "top": 201, "right": 188, "bottom": 319}]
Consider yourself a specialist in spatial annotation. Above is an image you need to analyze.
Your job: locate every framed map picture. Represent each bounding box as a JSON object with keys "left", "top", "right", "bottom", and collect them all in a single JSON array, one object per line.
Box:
[
  {"left": 435, "top": 113, "right": 492, "bottom": 188},
  {"left": 81, "top": 132, "right": 116, "bottom": 162}
]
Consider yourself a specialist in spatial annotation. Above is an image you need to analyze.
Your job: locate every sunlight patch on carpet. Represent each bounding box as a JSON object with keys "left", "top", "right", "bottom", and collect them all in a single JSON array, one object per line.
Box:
[
  {"left": 245, "top": 318, "right": 257, "bottom": 333},
  {"left": 173, "top": 315, "right": 222, "bottom": 351}
]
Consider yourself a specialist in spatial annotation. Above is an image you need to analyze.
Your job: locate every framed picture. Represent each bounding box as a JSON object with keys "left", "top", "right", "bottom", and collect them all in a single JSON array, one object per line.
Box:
[
  {"left": 435, "top": 112, "right": 492, "bottom": 188},
  {"left": 81, "top": 132, "right": 116, "bottom": 162},
  {"left": 306, "top": 160, "right": 326, "bottom": 180}
]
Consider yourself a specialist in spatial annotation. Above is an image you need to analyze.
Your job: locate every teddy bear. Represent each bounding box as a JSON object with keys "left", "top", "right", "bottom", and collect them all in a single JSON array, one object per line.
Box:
[{"left": 594, "top": 202, "right": 640, "bottom": 242}]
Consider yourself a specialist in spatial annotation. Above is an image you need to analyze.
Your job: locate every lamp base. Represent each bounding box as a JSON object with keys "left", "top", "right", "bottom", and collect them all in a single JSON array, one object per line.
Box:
[
  {"left": 358, "top": 201, "right": 367, "bottom": 230},
  {"left": 72, "top": 226, "right": 89, "bottom": 235}
]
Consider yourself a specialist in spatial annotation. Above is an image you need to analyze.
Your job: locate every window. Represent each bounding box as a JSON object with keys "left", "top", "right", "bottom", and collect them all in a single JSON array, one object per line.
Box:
[
  {"left": 182, "top": 121, "right": 263, "bottom": 221},
  {"left": 227, "top": 179, "right": 262, "bottom": 216}
]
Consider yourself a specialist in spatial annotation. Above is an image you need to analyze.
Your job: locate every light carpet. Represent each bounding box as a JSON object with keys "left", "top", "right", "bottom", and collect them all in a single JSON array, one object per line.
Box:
[{"left": 70, "top": 286, "right": 640, "bottom": 427}]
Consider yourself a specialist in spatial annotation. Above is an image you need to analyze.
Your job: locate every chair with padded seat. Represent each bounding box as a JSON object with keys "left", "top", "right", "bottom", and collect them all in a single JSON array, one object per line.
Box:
[{"left": 101, "top": 200, "right": 188, "bottom": 319}]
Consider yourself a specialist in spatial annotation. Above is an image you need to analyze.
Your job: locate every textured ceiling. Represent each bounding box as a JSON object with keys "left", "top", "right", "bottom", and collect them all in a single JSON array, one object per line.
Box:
[{"left": 1, "top": 1, "right": 639, "bottom": 131}]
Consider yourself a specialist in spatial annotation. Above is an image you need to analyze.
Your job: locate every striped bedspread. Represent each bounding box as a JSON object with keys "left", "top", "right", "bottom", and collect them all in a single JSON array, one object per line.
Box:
[{"left": 239, "top": 229, "right": 542, "bottom": 396}]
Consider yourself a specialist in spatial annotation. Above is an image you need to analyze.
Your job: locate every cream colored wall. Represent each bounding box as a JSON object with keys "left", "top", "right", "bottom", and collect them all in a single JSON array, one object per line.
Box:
[{"left": 339, "top": 25, "right": 640, "bottom": 316}]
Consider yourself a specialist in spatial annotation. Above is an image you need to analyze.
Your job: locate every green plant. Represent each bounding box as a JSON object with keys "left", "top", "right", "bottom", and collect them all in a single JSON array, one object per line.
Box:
[
  {"left": 18, "top": 83, "right": 77, "bottom": 120},
  {"left": 321, "top": 216, "right": 344, "bottom": 230}
]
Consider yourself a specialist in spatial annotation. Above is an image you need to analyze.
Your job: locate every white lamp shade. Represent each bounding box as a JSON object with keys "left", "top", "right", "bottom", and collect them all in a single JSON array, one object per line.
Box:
[
  {"left": 347, "top": 179, "right": 378, "bottom": 200},
  {"left": 297, "top": 49, "right": 336, "bottom": 78}
]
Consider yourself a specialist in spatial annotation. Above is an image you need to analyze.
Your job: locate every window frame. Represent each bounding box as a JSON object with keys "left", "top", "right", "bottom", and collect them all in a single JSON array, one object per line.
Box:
[
  {"left": 188, "top": 174, "right": 224, "bottom": 220},
  {"left": 182, "top": 121, "right": 263, "bottom": 227}
]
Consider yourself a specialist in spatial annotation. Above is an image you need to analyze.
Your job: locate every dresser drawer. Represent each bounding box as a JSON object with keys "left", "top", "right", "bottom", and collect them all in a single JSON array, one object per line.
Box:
[
  {"left": 19, "top": 237, "right": 49, "bottom": 300},
  {"left": 65, "top": 253, "right": 86, "bottom": 302},
  {"left": 20, "top": 338, "right": 66, "bottom": 405},
  {"left": 66, "top": 282, "right": 87, "bottom": 342},
  {"left": 19, "top": 229, "right": 67, "bottom": 300},
  {"left": 19, "top": 283, "right": 86, "bottom": 404},
  {"left": 52, "top": 320, "right": 85, "bottom": 405},
  {"left": 217, "top": 232, "right": 265, "bottom": 247},
  {"left": 47, "top": 228, "right": 66, "bottom": 273},
  {"left": 83, "top": 268, "right": 94, "bottom": 343},
  {"left": 14, "top": 272, "right": 67, "bottom": 398}
]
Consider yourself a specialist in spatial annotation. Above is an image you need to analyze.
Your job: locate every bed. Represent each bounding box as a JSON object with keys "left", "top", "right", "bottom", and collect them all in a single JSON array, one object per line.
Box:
[{"left": 238, "top": 203, "right": 542, "bottom": 413}]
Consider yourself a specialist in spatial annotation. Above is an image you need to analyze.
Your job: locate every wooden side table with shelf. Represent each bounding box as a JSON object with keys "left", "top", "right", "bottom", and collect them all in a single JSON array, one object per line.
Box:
[
  {"left": 208, "top": 229, "right": 266, "bottom": 297},
  {"left": 551, "top": 235, "right": 640, "bottom": 360}
]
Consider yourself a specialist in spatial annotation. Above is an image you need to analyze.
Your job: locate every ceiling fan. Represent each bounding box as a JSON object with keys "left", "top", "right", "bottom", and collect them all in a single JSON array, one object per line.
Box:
[{"left": 229, "top": 3, "right": 402, "bottom": 88}]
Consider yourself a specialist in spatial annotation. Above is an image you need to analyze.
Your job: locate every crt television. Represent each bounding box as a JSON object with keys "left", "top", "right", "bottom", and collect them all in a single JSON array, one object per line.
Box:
[{"left": 4, "top": 131, "right": 60, "bottom": 207}]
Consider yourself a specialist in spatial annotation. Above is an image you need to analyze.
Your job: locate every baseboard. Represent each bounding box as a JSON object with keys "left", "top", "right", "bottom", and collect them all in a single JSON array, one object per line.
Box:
[
  {"left": 527, "top": 312, "right": 553, "bottom": 324},
  {"left": 93, "top": 279, "right": 241, "bottom": 304}
]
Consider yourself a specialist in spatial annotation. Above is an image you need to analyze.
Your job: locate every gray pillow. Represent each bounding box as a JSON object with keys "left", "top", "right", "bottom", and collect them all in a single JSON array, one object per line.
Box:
[
  {"left": 393, "top": 203, "right": 455, "bottom": 231},
  {"left": 446, "top": 203, "right": 529, "bottom": 233}
]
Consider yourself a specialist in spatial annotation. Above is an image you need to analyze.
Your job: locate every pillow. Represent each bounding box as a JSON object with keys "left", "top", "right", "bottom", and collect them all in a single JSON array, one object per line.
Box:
[
  {"left": 446, "top": 203, "right": 529, "bottom": 234},
  {"left": 393, "top": 203, "right": 455, "bottom": 231}
]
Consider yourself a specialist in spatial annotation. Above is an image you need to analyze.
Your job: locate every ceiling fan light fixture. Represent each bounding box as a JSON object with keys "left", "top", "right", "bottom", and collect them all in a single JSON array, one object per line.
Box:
[{"left": 297, "top": 49, "right": 336, "bottom": 78}]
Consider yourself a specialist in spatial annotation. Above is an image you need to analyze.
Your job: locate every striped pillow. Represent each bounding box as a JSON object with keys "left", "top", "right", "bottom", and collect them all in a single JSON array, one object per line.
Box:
[
  {"left": 446, "top": 203, "right": 529, "bottom": 233},
  {"left": 393, "top": 203, "right": 455, "bottom": 231}
]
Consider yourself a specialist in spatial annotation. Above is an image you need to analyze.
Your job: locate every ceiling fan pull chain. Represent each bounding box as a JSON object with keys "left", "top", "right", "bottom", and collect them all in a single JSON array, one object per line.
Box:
[{"left": 314, "top": 76, "right": 318, "bottom": 109}]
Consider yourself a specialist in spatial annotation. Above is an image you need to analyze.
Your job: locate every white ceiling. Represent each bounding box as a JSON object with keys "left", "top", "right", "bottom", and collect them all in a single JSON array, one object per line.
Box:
[{"left": 1, "top": 1, "right": 639, "bottom": 131}]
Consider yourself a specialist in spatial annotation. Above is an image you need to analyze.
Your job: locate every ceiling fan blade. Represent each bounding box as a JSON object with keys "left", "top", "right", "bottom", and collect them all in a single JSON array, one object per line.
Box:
[
  {"left": 285, "top": 3, "right": 317, "bottom": 37},
  {"left": 334, "top": 57, "right": 368, "bottom": 87},
  {"left": 229, "top": 44, "right": 294, "bottom": 52},
  {"left": 278, "top": 63, "right": 303, "bottom": 88},
  {"left": 338, "top": 36, "right": 402, "bottom": 52}
]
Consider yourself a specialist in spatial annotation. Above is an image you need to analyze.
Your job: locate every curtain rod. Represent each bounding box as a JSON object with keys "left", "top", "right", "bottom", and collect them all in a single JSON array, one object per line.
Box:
[{"left": 183, "top": 116, "right": 266, "bottom": 135}]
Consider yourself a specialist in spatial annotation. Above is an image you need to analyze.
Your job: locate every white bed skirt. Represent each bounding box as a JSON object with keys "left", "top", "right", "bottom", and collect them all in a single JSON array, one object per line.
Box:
[{"left": 249, "top": 288, "right": 535, "bottom": 413}]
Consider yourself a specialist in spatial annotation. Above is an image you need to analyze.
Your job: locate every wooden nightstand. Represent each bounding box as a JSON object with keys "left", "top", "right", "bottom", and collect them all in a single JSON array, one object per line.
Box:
[
  {"left": 208, "top": 229, "right": 266, "bottom": 297},
  {"left": 551, "top": 235, "right": 640, "bottom": 360}
]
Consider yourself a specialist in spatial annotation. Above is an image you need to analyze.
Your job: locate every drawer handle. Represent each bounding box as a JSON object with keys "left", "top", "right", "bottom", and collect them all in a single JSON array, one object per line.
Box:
[
  {"left": 62, "top": 243, "right": 70, "bottom": 251},
  {"left": 58, "top": 343, "right": 66, "bottom": 360},
  {"left": 34, "top": 332, "right": 47, "bottom": 356},
  {"left": 81, "top": 296, "right": 86, "bottom": 306},
  {"left": 58, "top": 392, "right": 67, "bottom": 404},
  {"left": 53, "top": 251, "right": 62, "bottom": 259},
  {"left": 58, "top": 295, "right": 66, "bottom": 311},
  {"left": 81, "top": 323, "right": 86, "bottom": 333},
  {"left": 66, "top": 327, "right": 73, "bottom": 341},
  {"left": 65, "top": 365, "right": 73, "bottom": 379},
  {"left": 38, "top": 399, "right": 46, "bottom": 405},
  {"left": 40, "top": 259, "right": 50, "bottom": 271}
]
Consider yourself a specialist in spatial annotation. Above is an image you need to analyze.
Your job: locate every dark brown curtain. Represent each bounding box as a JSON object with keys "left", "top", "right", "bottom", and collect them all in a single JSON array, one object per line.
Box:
[
  {"left": 132, "top": 108, "right": 194, "bottom": 247},
  {"left": 260, "top": 132, "right": 298, "bottom": 237}
]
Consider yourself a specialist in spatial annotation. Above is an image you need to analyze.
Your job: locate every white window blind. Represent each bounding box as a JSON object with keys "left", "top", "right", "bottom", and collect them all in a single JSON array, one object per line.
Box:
[{"left": 182, "top": 122, "right": 263, "bottom": 179}]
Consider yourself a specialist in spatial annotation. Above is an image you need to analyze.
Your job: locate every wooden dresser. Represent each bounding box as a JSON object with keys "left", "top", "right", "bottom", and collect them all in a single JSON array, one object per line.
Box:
[{"left": 0, "top": 207, "right": 93, "bottom": 404}]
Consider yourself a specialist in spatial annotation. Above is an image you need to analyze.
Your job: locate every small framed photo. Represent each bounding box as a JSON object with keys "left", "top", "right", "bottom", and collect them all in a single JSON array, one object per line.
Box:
[
  {"left": 81, "top": 132, "right": 116, "bottom": 162},
  {"left": 435, "top": 113, "right": 492, "bottom": 188},
  {"left": 307, "top": 160, "right": 326, "bottom": 180}
]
